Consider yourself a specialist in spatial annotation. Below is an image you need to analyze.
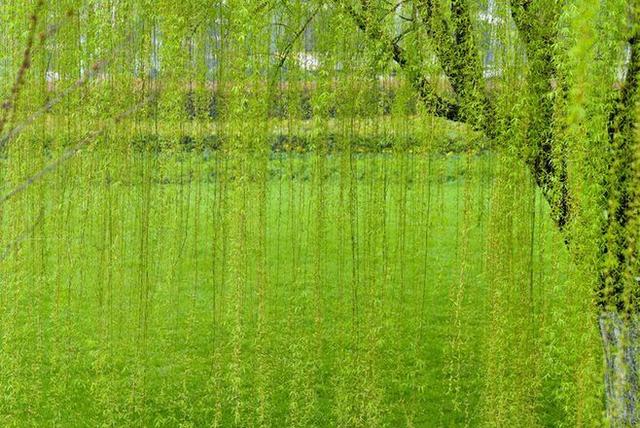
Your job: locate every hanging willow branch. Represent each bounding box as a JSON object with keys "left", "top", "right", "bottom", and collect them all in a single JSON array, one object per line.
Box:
[
  {"left": 0, "top": 60, "right": 109, "bottom": 149},
  {"left": 0, "top": 92, "right": 158, "bottom": 206},
  {"left": 337, "top": 0, "right": 640, "bottom": 317}
]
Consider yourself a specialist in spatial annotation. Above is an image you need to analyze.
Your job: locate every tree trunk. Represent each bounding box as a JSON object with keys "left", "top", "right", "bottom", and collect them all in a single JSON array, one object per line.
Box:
[{"left": 599, "top": 312, "right": 640, "bottom": 427}]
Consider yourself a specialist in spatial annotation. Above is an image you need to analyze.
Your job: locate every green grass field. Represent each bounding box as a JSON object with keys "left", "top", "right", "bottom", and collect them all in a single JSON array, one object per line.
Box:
[{"left": 0, "top": 146, "right": 601, "bottom": 426}]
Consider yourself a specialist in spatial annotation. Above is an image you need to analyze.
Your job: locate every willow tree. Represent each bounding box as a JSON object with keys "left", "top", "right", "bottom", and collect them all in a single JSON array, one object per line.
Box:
[
  {"left": 323, "top": 0, "right": 640, "bottom": 424},
  {"left": 0, "top": 0, "right": 637, "bottom": 425}
]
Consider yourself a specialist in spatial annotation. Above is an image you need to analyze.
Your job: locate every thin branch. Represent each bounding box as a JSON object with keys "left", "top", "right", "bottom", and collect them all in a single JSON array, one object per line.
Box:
[
  {"left": 0, "top": 0, "right": 46, "bottom": 136},
  {"left": 392, "top": 27, "right": 417, "bottom": 44},
  {"left": 396, "top": 14, "right": 414, "bottom": 22},
  {"left": 271, "top": 4, "right": 321, "bottom": 82}
]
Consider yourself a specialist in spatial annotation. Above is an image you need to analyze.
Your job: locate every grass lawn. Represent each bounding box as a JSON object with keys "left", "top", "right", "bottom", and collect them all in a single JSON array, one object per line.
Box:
[{"left": 0, "top": 147, "right": 600, "bottom": 426}]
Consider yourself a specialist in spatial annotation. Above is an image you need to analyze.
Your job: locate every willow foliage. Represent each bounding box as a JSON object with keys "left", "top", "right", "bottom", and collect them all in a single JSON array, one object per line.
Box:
[{"left": 0, "top": 0, "right": 637, "bottom": 426}]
